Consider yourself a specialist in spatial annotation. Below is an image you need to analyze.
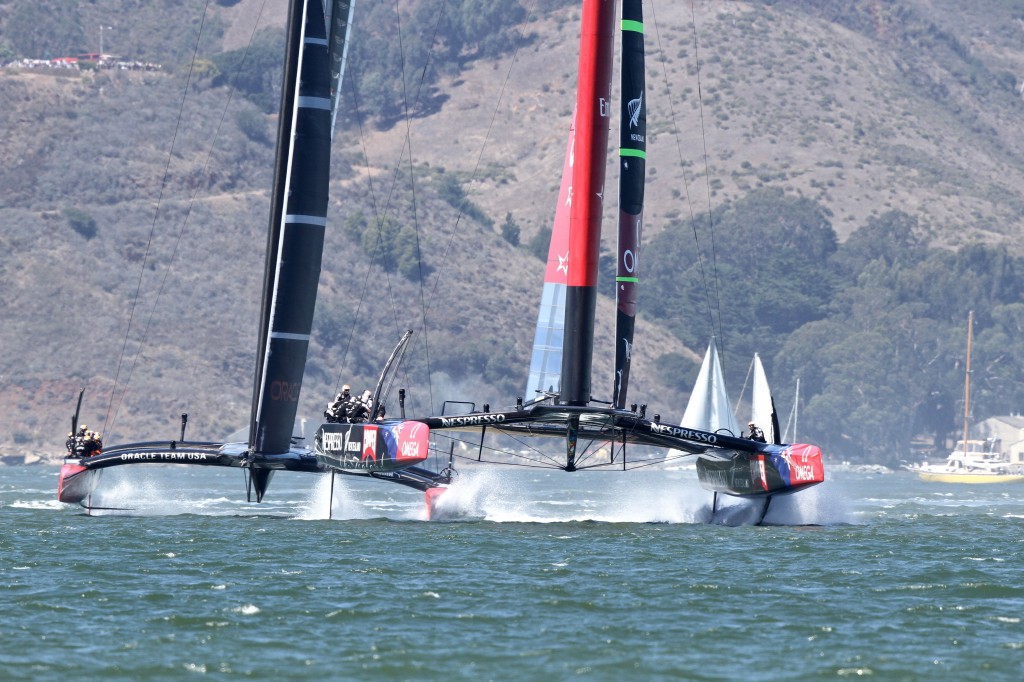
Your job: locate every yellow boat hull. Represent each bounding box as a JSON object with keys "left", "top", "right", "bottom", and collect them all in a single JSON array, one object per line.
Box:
[{"left": 916, "top": 471, "right": 1024, "bottom": 484}]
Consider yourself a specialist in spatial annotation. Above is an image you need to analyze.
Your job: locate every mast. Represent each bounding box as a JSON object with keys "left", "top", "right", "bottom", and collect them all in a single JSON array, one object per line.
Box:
[
  {"left": 613, "top": 0, "right": 646, "bottom": 409},
  {"left": 249, "top": 0, "right": 336, "bottom": 462},
  {"left": 560, "top": 0, "right": 615, "bottom": 407},
  {"left": 962, "top": 310, "right": 974, "bottom": 450}
]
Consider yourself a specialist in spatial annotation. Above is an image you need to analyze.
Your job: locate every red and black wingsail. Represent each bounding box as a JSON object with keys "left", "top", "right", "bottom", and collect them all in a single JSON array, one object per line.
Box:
[{"left": 560, "top": 0, "right": 615, "bottom": 408}]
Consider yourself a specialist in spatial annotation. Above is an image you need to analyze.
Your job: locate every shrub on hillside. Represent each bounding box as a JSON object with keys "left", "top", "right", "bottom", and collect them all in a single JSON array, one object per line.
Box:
[{"left": 63, "top": 207, "right": 97, "bottom": 239}]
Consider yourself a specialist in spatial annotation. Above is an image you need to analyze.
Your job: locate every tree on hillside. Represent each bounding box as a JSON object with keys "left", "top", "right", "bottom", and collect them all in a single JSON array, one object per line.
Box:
[
  {"left": 501, "top": 212, "right": 520, "bottom": 246},
  {"left": 345, "top": 0, "right": 528, "bottom": 127},
  {"left": 832, "top": 210, "right": 929, "bottom": 278},
  {"left": 778, "top": 242, "right": 1024, "bottom": 464},
  {"left": 644, "top": 188, "right": 836, "bottom": 372},
  {"left": 210, "top": 28, "right": 284, "bottom": 113}
]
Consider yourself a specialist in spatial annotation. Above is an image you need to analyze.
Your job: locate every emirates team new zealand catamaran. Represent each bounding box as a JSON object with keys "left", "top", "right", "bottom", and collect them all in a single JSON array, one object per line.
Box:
[{"left": 59, "top": 0, "right": 825, "bottom": 522}]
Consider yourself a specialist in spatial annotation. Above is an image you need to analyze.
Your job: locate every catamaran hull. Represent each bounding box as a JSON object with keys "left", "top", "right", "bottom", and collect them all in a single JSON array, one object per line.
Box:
[
  {"left": 696, "top": 443, "right": 824, "bottom": 497},
  {"left": 314, "top": 421, "right": 430, "bottom": 473},
  {"left": 55, "top": 441, "right": 320, "bottom": 505},
  {"left": 58, "top": 463, "right": 102, "bottom": 504}
]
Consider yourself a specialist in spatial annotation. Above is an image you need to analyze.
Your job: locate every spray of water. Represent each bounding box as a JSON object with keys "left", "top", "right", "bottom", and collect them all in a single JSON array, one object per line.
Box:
[
  {"left": 64, "top": 464, "right": 855, "bottom": 526},
  {"left": 757, "top": 479, "right": 856, "bottom": 526},
  {"left": 428, "top": 469, "right": 733, "bottom": 524}
]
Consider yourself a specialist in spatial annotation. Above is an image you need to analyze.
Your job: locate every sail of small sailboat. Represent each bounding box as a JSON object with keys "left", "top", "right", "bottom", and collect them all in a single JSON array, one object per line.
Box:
[
  {"left": 680, "top": 341, "right": 741, "bottom": 438},
  {"left": 750, "top": 353, "right": 782, "bottom": 444}
]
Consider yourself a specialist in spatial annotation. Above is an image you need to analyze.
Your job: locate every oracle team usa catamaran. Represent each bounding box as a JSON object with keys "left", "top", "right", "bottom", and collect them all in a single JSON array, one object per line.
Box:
[{"left": 59, "top": 0, "right": 825, "bottom": 523}]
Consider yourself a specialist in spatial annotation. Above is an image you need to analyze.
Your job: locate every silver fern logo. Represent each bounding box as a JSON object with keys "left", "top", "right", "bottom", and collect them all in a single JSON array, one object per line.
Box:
[{"left": 628, "top": 93, "right": 643, "bottom": 128}]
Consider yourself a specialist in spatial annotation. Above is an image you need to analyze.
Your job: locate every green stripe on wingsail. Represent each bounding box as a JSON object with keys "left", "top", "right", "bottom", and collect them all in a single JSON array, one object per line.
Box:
[
  {"left": 616, "top": 277, "right": 639, "bottom": 283},
  {"left": 619, "top": 148, "right": 646, "bottom": 159},
  {"left": 621, "top": 19, "right": 643, "bottom": 33}
]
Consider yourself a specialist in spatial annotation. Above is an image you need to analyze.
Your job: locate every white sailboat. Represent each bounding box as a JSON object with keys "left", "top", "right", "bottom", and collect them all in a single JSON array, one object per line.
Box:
[{"left": 907, "top": 311, "right": 1024, "bottom": 483}]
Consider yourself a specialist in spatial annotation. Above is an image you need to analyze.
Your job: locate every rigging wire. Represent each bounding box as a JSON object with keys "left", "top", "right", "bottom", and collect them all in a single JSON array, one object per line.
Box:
[
  {"left": 394, "top": 0, "right": 435, "bottom": 414},
  {"left": 687, "top": 0, "right": 727, "bottom": 356},
  {"left": 335, "top": 0, "right": 539, "bottom": 416},
  {"left": 330, "top": 0, "right": 456, "bottom": 416},
  {"left": 732, "top": 354, "right": 755, "bottom": 416},
  {"left": 419, "top": 0, "right": 539, "bottom": 318},
  {"left": 109, "top": 1, "right": 272, "bottom": 440},
  {"left": 648, "top": 0, "right": 726, "bottom": 363},
  {"left": 427, "top": 430, "right": 564, "bottom": 469},
  {"left": 102, "top": 0, "right": 219, "bottom": 439}
]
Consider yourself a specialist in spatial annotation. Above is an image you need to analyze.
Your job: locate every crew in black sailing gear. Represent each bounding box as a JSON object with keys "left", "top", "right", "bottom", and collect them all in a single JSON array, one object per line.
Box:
[
  {"left": 325, "top": 385, "right": 352, "bottom": 422},
  {"left": 66, "top": 430, "right": 79, "bottom": 455},
  {"left": 69, "top": 425, "right": 88, "bottom": 457},
  {"left": 746, "top": 421, "right": 766, "bottom": 443},
  {"left": 347, "top": 390, "right": 373, "bottom": 423}
]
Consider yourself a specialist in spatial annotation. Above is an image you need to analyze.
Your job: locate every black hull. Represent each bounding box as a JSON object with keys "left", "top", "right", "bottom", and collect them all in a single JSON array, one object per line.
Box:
[
  {"left": 57, "top": 436, "right": 446, "bottom": 506},
  {"left": 696, "top": 444, "right": 825, "bottom": 497}
]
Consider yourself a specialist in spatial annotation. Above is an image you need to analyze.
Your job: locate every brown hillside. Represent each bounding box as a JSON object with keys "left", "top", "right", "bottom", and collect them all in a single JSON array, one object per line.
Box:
[{"left": 4, "top": 1, "right": 1024, "bottom": 460}]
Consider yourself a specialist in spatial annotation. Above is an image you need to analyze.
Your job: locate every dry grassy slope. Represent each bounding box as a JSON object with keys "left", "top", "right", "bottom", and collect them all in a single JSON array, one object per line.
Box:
[
  {"left": 6, "top": 0, "right": 1024, "bottom": 460},
  {"left": 380, "top": 1, "right": 1024, "bottom": 251}
]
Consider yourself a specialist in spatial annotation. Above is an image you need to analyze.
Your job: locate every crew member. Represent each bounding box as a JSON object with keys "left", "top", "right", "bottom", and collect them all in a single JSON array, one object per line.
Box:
[
  {"left": 325, "top": 385, "right": 352, "bottom": 423},
  {"left": 84, "top": 430, "right": 103, "bottom": 457},
  {"left": 348, "top": 390, "right": 373, "bottom": 423},
  {"left": 746, "top": 421, "right": 766, "bottom": 443},
  {"left": 71, "top": 425, "right": 89, "bottom": 457}
]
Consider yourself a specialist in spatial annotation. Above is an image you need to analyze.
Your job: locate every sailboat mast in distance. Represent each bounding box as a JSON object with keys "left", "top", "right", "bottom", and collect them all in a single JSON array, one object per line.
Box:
[
  {"left": 963, "top": 309, "right": 974, "bottom": 447},
  {"left": 613, "top": 0, "right": 646, "bottom": 409},
  {"left": 560, "top": 0, "right": 615, "bottom": 407}
]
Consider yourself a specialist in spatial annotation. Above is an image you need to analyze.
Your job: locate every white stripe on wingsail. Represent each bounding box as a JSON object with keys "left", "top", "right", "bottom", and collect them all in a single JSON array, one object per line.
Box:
[{"left": 285, "top": 214, "right": 327, "bottom": 226}]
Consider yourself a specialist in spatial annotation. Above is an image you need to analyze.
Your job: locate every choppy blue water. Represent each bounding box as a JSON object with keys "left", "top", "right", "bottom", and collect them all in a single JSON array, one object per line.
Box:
[{"left": 3, "top": 464, "right": 1024, "bottom": 680}]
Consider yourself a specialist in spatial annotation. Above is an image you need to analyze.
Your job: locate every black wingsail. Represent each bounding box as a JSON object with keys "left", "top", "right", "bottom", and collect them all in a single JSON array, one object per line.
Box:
[
  {"left": 249, "top": 0, "right": 339, "bottom": 467},
  {"left": 613, "top": 0, "right": 646, "bottom": 409},
  {"left": 56, "top": 1, "right": 360, "bottom": 507}
]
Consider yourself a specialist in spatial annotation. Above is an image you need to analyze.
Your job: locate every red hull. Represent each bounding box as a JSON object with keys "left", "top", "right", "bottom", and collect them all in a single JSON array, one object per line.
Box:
[{"left": 57, "top": 462, "right": 100, "bottom": 503}]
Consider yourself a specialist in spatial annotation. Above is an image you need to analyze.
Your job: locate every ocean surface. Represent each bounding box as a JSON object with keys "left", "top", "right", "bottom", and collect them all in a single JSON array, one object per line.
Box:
[{"left": 3, "top": 463, "right": 1024, "bottom": 681}]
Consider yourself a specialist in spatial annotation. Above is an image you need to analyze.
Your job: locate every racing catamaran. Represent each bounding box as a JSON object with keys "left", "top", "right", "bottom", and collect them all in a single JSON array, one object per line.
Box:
[
  {"left": 59, "top": 0, "right": 825, "bottom": 522},
  {"left": 58, "top": 0, "right": 446, "bottom": 509},
  {"left": 410, "top": 0, "right": 824, "bottom": 520}
]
